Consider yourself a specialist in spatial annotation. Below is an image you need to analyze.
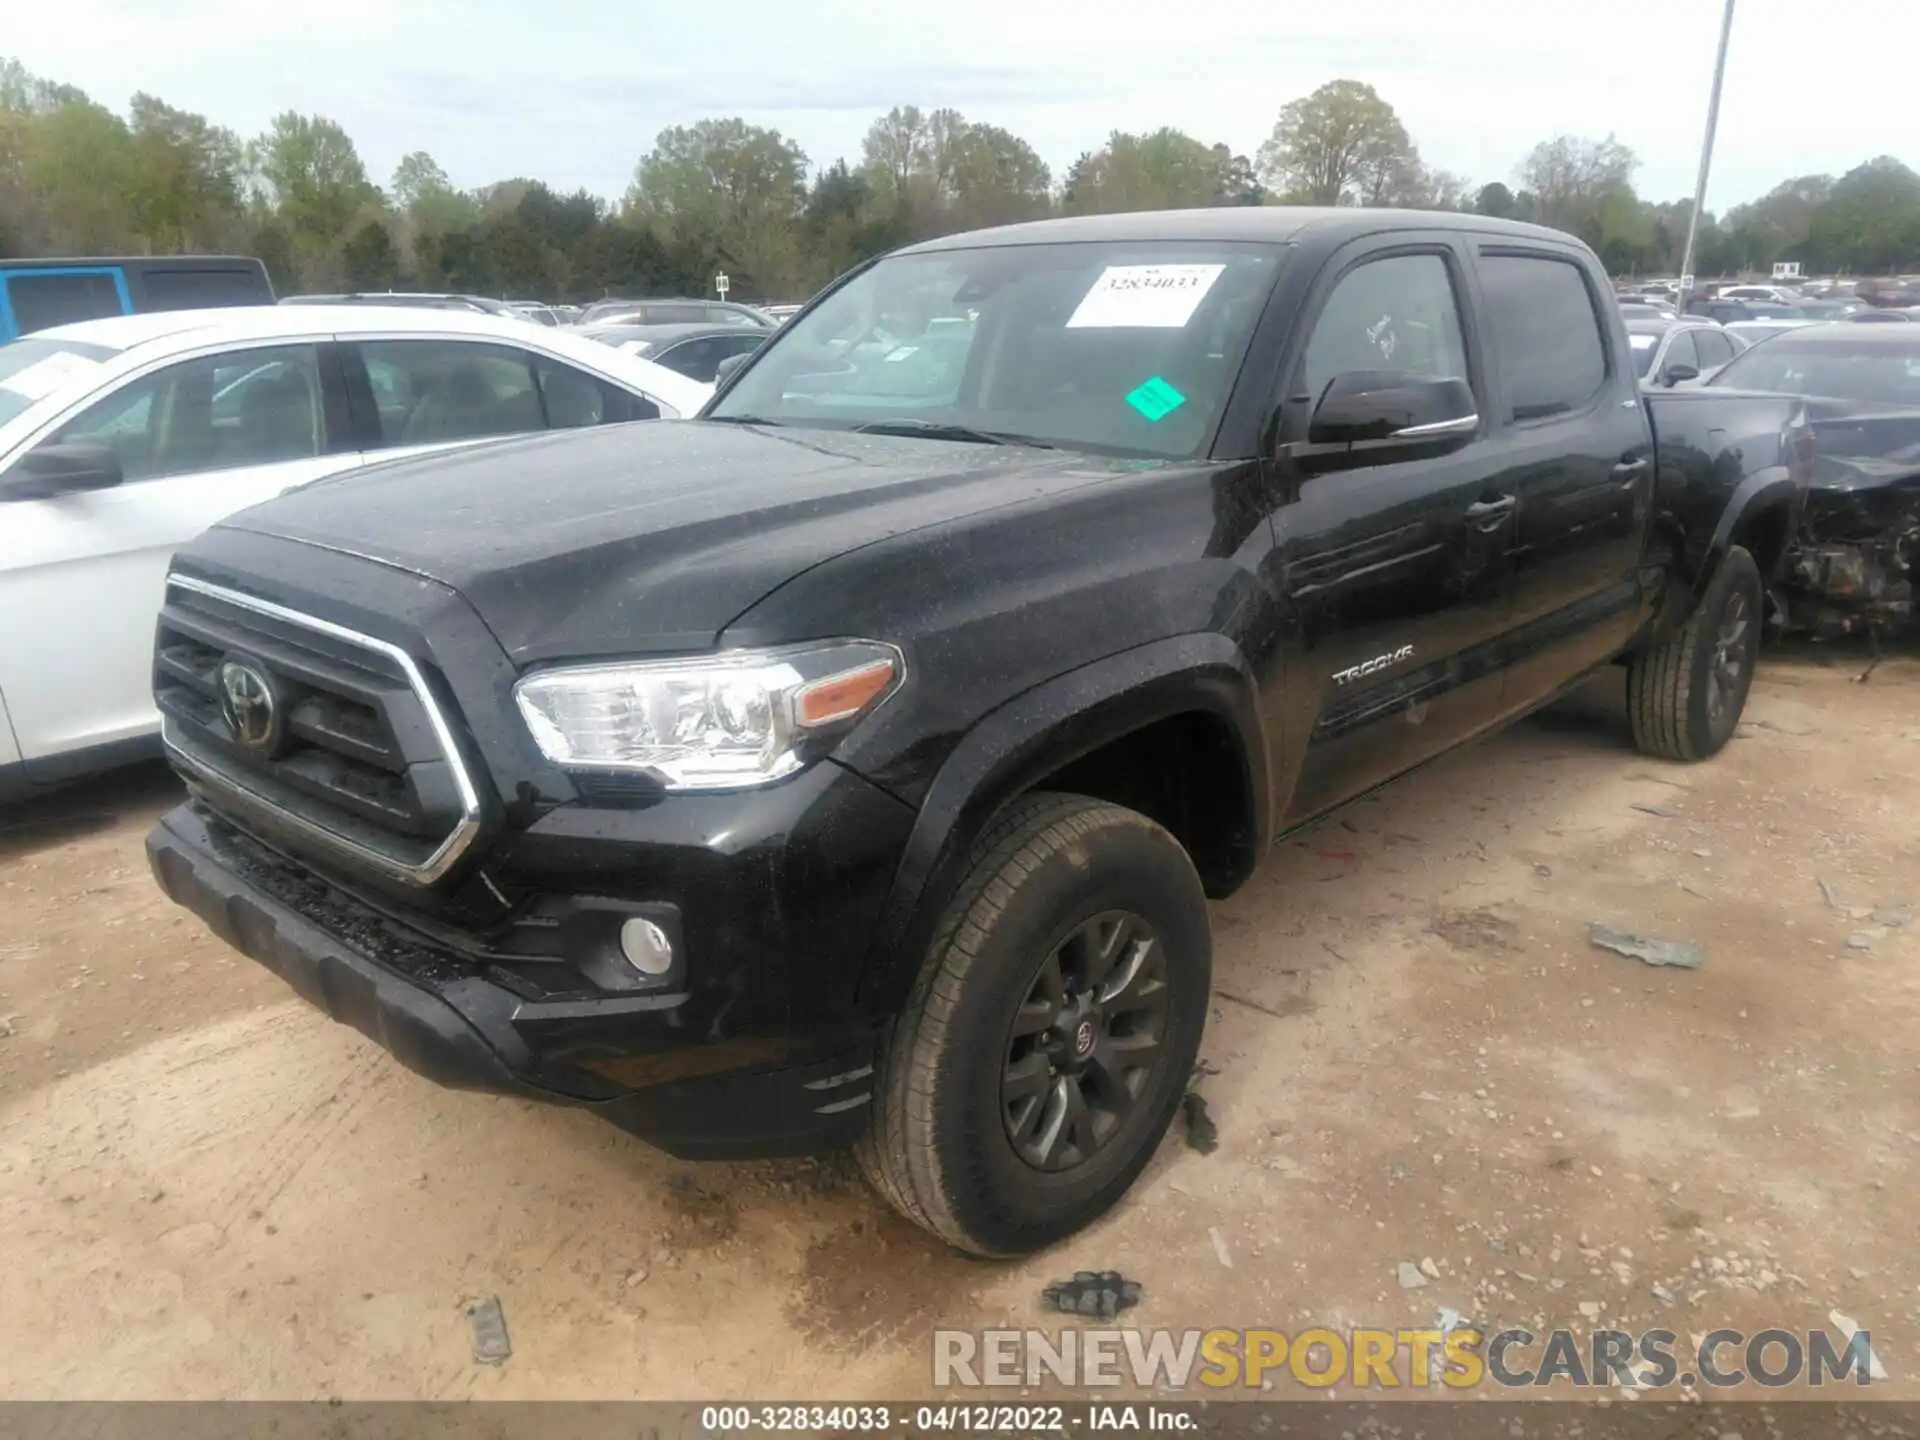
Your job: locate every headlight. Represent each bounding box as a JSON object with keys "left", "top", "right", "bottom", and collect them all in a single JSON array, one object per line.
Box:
[{"left": 513, "top": 641, "right": 902, "bottom": 790}]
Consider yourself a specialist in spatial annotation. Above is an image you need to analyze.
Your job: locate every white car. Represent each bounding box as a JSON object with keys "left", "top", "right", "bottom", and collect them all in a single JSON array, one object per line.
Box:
[
  {"left": 0, "top": 305, "right": 711, "bottom": 797},
  {"left": 1719, "top": 284, "right": 1801, "bottom": 305}
]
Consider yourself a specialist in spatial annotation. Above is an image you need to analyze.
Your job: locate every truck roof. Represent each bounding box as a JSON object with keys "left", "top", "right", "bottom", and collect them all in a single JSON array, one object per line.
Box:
[{"left": 900, "top": 207, "right": 1581, "bottom": 254}]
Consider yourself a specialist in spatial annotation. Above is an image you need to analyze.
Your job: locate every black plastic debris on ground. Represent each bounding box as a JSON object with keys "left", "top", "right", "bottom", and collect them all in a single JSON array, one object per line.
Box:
[
  {"left": 1181, "top": 1091, "right": 1219, "bottom": 1153},
  {"left": 1042, "top": 1271, "right": 1143, "bottom": 1320}
]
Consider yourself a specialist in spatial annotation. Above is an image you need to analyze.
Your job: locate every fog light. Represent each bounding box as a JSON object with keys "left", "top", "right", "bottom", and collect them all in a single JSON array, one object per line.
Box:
[{"left": 618, "top": 917, "right": 674, "bottom": 976}]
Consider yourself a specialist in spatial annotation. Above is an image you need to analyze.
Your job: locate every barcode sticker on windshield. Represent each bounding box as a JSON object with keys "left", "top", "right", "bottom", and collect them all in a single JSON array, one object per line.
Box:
[
  {"left": 0, "top": 351, "right": 103, "bottom": 402},
  {"left": 1066, "top": 264, "right": 1225, "bottom": 329}
]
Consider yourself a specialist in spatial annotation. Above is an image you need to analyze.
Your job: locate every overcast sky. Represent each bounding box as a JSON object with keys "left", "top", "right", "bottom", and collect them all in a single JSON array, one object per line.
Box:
[{"left": 10, "top": 0, "right": 1915, "bottom": 212}]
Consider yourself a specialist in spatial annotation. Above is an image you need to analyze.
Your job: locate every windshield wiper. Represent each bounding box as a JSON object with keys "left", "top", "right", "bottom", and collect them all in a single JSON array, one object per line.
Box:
[
  {"left": 850, "top": 419, "right": 1057, "bottom": 449},
  {"left": 705, "top": 414, "right": 787, "bottom": 427}
]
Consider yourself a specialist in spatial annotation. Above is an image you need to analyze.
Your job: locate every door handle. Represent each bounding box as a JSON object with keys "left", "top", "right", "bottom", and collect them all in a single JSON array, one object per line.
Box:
[
  {"left": 1613, "top": 457, "right": 1651, "bottom": 484},
  {"left": 1464, "top": 494, "right": 1517, "bottom": 530}
]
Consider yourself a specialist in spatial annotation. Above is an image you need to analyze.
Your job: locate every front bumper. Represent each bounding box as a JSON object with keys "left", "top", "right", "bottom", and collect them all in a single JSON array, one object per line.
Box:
[{"left": 147, "top": 802, "right": 891, "bottom": 1159}]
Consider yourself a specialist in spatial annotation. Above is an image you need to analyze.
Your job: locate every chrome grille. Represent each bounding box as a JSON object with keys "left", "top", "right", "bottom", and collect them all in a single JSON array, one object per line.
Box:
[{"left": 154, "top": 574, "right": 482, "bottom": 885}]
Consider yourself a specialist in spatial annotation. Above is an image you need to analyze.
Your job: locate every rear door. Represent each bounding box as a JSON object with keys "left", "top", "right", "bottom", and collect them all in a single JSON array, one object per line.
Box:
[
  {"left": 1266, "top": 238, "right": 1522, "bottom": 826},
  {"left": 1472, "top": 246, "right": 1654, "bottom": 703},
  {"left": 0, "top": 340, "right": 360, "bottom": 765}
]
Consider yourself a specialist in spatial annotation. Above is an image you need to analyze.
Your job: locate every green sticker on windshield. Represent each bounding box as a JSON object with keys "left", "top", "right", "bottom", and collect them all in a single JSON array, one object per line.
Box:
[{"left": 1126, "top": 375, "right": 1187, "bottom": 422}]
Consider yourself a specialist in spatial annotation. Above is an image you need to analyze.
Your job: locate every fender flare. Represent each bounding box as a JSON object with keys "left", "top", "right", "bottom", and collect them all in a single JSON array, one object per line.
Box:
[
  {"left": 1694, "top": 465, "right": 1804, "bottom": 604},
  {"left": 855, "top": 633, "right": 1270, "bottom": 1013}
]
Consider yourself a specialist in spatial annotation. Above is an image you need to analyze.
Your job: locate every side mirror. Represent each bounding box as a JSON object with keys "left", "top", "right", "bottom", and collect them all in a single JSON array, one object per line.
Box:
[
  {"left": 1305, "top": 371, "right": 1478, "bottom": 453},
  {"left": 1661, "top": 363, "right": 1700, "bottom": 388},
  {"left": 0, "top": 442, "right": 124, "bottom": 501},
  {"left": 714, "top": 353, "right": 750, "bottom": 387}
]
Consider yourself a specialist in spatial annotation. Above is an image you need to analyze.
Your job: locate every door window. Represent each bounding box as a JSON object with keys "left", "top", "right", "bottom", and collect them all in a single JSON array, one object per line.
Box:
[
  {"left": 1479, "top": 254, "right": 1608, "bottom": 421},
  {"left": 45, "top": 345, "right": 323, "bottom": 482},
  {"left": 1661, "top": 330, "right": 1700, "bottom": 375},
  {"left": 657, "top": 337, "right": 726, "bottom": 383},
  {"left": 1298, "top": 253, "right": 1470, "bottom": 407}
]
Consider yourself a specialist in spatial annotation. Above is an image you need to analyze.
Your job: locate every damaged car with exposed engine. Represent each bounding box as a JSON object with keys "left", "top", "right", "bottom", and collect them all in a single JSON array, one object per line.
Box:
[{"left": 1704, "top": 323, "right": 1920, "bottom": 639}]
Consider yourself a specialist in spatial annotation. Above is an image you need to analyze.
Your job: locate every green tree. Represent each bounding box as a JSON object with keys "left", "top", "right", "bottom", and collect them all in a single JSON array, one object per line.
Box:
[
  {"left": 1515, "top": 134, "right": 1638, "bottom": 238},
  {"left": 341, "top": 218, "right": 400, "bottom": 289},
  {"left": 127, "top": 94, "right": 245, "bottom": 251},
  {"left": 1062, "top": 129, "right": 1223, "bottom": 213},
  {"left": 944, "top": 122, "right": 1050, "bottom": 229},
  {"left": 249, "top": 111, "right": 382, "bottom": 273},
  {"left": 391, "top": 150, "right": 475, "bottom": 232},
  {"left": 1805, "top": 157, "right": 1920, "bottom": 273},
  {"left": 1210, "top": 145, "right": 1268, "bottom": 206},
  {"left": 626, "top": 118, "right": 807, "bottom": 231},
  {"left": 625, "top": 119, "right": 809, "bottom": 296},
  {"left": 1475, "top": 181, "right": 1517, "bottom": 217},
  {"left": 24, "top": 96, "right": 141, "bottom": 251},
  {"left": 1257, "top": 80, "right": 1417, "bottom": 206}
]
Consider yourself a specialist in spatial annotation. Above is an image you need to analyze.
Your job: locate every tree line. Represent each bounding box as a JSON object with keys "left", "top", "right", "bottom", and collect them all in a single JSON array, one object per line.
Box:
[{"left": 3, "top": 56, "right": 1917, "bottom": 303}]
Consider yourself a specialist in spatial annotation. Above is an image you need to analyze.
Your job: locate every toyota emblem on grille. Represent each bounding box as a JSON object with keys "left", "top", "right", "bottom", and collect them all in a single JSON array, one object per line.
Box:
[{"left": 218, "top": 657, "right": 282, "bottom": 755}]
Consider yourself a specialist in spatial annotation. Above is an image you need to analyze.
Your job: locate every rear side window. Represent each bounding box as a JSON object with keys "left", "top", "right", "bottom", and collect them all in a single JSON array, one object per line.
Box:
[
  {"left": 1695, "top": 329, "right": 1737, "bottom": 367},
  {"left": 1662, "top": 330, "right": 1700, "bottom": 375},
  {"left": 533, "top": 357, "right": 658, "bottom": 426},
  {"left": 647, "top": 304, "right": 709, "bottom": 324},
  {"left": 358, "top": 340, "right": 546, "bottom": 447},
  {"left": 139, "top": 267, "right": 271, "bottom": 311},
  {"left": 1479, "top": 255, "right": 1608, "bottom": 421},
  {"left": 355, "top": 340, "right": 660, "bottom": 446},
  {"left": 5, "top": 272, "right": 124, "bottom": 335}
]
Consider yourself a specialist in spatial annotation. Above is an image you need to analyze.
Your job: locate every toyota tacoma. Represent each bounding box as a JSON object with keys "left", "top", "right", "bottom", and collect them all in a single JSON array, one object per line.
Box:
[{"left": 146, "top": 209, "right": 1811, "bottom": 1256}]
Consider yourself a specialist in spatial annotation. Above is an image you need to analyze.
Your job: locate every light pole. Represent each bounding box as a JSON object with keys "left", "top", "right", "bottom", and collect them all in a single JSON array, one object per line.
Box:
[{"left": 1676, "top": 0, "right": 1737, "bottom": 311}]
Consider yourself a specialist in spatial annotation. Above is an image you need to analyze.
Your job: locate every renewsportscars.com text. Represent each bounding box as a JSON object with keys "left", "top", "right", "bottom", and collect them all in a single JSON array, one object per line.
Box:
[{"left": 933, "top": 1326, "right": 1879, "bottom": 1391}]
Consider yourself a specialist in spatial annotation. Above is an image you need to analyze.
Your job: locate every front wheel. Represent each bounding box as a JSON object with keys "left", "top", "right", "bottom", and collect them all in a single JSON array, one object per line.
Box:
[
  {"left": 1627, "top": 545, "right": 1763, "bottom": 761},
  {"left": 859, "top": 792, "right": 1211, "bottom": 1256}
]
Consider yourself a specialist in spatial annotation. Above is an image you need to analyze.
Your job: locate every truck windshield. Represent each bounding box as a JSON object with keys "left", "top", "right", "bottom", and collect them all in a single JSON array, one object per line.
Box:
[
  {"left": 709, "top": 240, "right": 1285, "bottom": 459},
  {"left": 0, "top": 336, "right": 120, "bottom": 428}
]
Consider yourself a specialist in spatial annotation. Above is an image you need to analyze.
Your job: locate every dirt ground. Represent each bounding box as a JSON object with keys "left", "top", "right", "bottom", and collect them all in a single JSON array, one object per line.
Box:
[{"left": 1, "top": 649, "right": 1916, "bottom": 1401}]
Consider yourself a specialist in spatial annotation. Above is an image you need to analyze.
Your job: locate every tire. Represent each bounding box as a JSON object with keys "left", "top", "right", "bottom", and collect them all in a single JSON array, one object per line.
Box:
[
  {"left": 859, "top": 792, "right": 1211, "bottom": 1256},
  {"left": 1627, "top": 545, "right": 1763, "bottom": 762}
]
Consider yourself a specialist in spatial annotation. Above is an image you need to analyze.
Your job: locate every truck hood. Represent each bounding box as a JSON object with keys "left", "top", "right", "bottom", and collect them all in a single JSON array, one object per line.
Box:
[{"left": 217, "top": 420, "right": 1133, "bottom": 663}]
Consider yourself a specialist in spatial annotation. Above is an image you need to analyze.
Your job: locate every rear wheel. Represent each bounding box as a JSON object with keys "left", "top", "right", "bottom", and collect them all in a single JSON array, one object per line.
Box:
[
  {"left": 1628, "top": 546, "right": 1763, "bottom": 761},
  {"left": 860, "top": 792, "right": 1210, "bottom": 1256}
]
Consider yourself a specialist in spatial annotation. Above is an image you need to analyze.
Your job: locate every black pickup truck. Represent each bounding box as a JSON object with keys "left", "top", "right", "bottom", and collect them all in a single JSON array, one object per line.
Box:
[{"left": 145, "top": 209, "right": 1812, "bottom": 1256}]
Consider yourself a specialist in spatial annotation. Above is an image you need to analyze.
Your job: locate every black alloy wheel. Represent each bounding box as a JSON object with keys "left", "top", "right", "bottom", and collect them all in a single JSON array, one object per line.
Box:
[{"left": 1001, "top": 910, "right": 1169, "bottom": 1172}]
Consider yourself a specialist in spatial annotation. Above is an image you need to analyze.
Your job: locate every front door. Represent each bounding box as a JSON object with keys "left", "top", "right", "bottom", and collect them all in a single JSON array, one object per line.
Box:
[
  {"left": 1264, "top": 242, "right": 1521, "bottom": 827},
  {"left": 0, "top": 342, "right": 359, "bottom": 769}
]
